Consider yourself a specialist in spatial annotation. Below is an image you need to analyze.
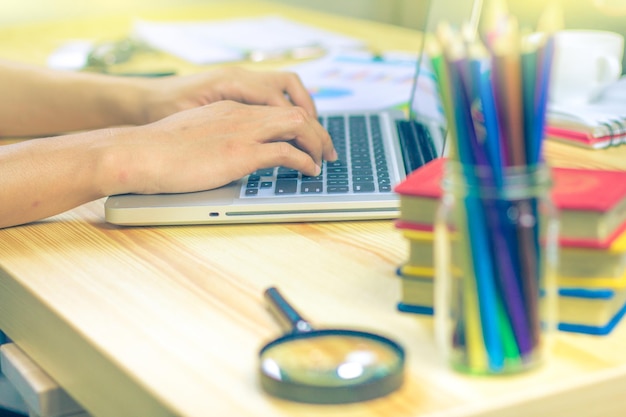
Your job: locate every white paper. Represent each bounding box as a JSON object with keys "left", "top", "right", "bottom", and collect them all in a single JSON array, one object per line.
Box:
[
  {"left": 548, "top": 76, "right": 626, "bottom": 126},
  {"left": 47, "top": 40, "right": 93, "bottom": 70},
  {"left": 132, "top": 16, "right": 365, "bottom": 65},
  {"left": 288, "top": 51, "right": 445, "bottom": 123}
]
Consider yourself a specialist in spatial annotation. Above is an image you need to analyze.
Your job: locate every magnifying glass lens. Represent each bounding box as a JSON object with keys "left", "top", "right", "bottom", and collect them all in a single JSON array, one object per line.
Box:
[
  {"left": 261, "top": 333, "right": 401, "bottom": 386},
  {"left": 260, "top": 330, "right": 404, "bottom": 403}
]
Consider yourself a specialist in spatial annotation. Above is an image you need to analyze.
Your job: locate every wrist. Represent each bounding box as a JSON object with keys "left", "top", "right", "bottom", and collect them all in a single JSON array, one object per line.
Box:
[
  {"left": 102, "top": 77, "right": 154, "bottom": 127},
  {"left": 94, "top": 126, "right": 148, "bottom": 197}
]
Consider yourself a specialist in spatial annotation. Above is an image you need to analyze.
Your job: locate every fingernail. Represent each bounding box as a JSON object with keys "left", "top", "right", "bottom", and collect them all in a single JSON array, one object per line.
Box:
[
  {"left": 315, "top": 164, "right": 322, "bottom": 176},
  {"left": 331, "top": 149, "right": 338, "bottom": 160}
]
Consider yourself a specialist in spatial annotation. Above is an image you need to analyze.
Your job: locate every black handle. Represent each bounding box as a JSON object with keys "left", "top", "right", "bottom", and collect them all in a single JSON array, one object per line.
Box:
[{"left": 264, "top": 287, "right": 314, "bottom": 334}]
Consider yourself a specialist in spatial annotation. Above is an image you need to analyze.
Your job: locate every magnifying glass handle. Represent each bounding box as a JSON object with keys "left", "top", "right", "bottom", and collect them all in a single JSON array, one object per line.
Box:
[{"left": 264, "top": 287, "right": 314, "bottom": 334}]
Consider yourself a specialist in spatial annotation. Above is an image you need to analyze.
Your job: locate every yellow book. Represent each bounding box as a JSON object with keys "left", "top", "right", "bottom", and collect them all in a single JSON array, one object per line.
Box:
[
  {"left": 558, "top": 288, "right": 626, "bottom": 335},
  {"left": 401, "top": 230, "right": 436, "bottom": 270},
  {"left": 394, "top": 158, "right": 445, "bottom": 228},
  {"left": 559, "top": 270, "right": 626, "bottom": 290},
  {"left": 398, "top": 275, "right": 434, "bottom": 308},
  {"left": 396, "top": 275, "right": 626, "bottom": 336},
  {"left": 558, "top": 229, "right": 626, "bottom": 280}
]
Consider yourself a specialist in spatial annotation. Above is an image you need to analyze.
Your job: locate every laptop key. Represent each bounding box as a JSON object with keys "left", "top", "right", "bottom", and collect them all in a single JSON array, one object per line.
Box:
[
  {"left": 277, "top": 173, "right": 299, "bottom": 179},
  {"left": 302, "top": 175, "right": 323, "bottom": 182},
  {"left": 328, "top": 186, "right": 350, "bottom": 193},
  {"left": 301, "top": 182, "right": 323, "bottom": 194},
  {"left": 255, "top": 169, "right": 275, "bottom": 177},
  {"left": 246, "top": 189, "right": 259, "bottom": 196},
  {"left": 275, "top": 179, "right": 298, "bottom": 194},
  {"left": 327, "top": 160, "right": 347, "bottom": 168},
  {"left": 353, "top": 182, "right": 376, "bottom": 192},
  {"left": 328, "top": 173, "right": 348, "bottom": 179}
]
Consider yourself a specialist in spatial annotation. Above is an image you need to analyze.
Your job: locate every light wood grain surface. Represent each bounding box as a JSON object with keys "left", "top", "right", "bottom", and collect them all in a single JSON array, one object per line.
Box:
[{"left": 1, "top": 2, "right": 626, "bottom": 416}]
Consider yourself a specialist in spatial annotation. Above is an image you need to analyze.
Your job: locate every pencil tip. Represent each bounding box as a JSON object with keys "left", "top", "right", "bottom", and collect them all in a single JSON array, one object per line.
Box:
[{"left": 538, "top": 1, "right": 565, "bottom": 33}]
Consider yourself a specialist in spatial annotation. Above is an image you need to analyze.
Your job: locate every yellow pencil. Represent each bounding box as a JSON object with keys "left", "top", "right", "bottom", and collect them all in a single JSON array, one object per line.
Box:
[{"left": 455, "top": 201, "right": 489, "bottom": 372}]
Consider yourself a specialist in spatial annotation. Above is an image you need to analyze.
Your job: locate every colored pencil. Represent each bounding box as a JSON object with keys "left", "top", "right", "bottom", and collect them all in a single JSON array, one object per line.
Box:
[
  {"left": 429, "top": 3, "right": 559, "bottom": 371},
  {"left": 490, "top": 17, "right": 526, "bottom": 167}
]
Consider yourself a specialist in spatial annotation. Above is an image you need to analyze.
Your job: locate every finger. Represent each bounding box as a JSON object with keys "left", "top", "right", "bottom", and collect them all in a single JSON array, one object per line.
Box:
[
  {"left": 275, "top": 71, "right": 317, "bottom": 117},
  {"left": 255, "top": 141, "right": 321, "bottom": 177},
  {"left": 248, "top": 72, "right": 317, "bottom": 116},
  {"left": 261, "top": 91, "right": 298, "bottom": 109},
  {"left": 257, "top": 106, "right": 336, "bottom": 166}
]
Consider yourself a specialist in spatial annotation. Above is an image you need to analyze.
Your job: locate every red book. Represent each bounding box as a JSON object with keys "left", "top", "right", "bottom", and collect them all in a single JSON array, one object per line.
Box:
[
  {"left": 394, "top": 158, "right": 626, "bottom": 248},
  {"left": 552, "top": 167, "right": 626, "bottom": 247},
  {"left": 393, "top": 157, "right": 445, "bottom": 228},
  {"left": 394, "top": 157, "right": 446, "bottom": 199},
  {"left": 545, "top": 126, "right": 614, "bottom": 150}
]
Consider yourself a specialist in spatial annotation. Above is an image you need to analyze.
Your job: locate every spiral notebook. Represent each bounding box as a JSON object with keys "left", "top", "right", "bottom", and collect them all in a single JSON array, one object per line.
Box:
[{"left": 546, "top": 76, "right": 626, "bottom": 149}]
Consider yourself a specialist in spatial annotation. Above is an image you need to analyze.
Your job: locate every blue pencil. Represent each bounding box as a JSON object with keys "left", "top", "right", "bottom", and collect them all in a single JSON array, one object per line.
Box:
[
  {"left": 478, "top": 54, "right": 538, "bottom": 359},
  {"left": 533, "top": 0, "right": 563, "bottom": 163},
  {"left": 469, "top": 42, "right": 503, "bottom": 185},
  {"left": 532, "top": 35, "right": 555, "bottom": 164},
  {"left": 446, "top": 43, "right": 507, "bottom": 371},
  {"left": 521, "top": 34, "right": 539, "bottom": 165},
  {"left": 465, "top": 195, "right": 505, "bottom": 371},
  {"left": 437, "top": 25, "right": 540, "bottom": 366}
]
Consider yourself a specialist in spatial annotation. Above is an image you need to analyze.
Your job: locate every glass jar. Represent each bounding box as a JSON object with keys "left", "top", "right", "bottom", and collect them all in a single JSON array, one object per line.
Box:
[{"left": 434, "top": 161, "right": 559, "bottom": 375}]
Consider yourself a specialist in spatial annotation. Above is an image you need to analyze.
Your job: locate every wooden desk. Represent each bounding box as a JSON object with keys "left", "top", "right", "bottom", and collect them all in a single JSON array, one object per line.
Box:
[{"left": 1, "top": 2, "right": 626, "bottom": 416}]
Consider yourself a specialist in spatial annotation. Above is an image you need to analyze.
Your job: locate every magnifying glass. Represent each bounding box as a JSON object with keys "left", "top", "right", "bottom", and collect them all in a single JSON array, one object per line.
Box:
[{"left": 258, "top": 287, "right": 405, "bottom": 404}]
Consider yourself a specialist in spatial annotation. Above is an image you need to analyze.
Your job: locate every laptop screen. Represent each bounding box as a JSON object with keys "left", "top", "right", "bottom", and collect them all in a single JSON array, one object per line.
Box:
[{"left": 409, "top": 0, "right": 484, "bottom": 157}]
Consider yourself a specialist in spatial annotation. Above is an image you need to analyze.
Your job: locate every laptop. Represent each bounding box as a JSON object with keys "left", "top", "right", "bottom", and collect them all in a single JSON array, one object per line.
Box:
[{"left": 104, "top": 0, "right": 482, "bottom": 226}]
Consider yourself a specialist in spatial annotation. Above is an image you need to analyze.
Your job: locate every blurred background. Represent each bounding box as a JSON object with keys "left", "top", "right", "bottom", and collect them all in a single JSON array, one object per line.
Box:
[
  {"left": 0, "top": 0, "right": 624, "bottom": 68},
  {"left": 1, "top": 0, "right": 624, "bottom": 33}
]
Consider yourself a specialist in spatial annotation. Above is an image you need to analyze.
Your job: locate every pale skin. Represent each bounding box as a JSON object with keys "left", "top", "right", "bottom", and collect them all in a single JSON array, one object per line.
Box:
[{"left": 0, "top": 59, "right": 337, "bottom": 229}]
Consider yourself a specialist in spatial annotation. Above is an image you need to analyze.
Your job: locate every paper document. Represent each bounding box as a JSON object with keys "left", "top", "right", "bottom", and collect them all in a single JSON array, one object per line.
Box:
[
  {"left": 547, "top": 76, "right": 626, "bottom": 148},
  {"left": 132, "top": 16, "right": 365, "bottom": 65},
  {"left": 288, "top": 51, "right": 445, "bottom": 123}
]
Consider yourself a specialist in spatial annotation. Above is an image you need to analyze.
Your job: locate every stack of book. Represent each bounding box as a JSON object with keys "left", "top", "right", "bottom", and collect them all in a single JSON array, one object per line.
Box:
[
  {"left": 394, "top": 158, "right": 626, "bottom": 335},
  {"left": 551, "top": 166, "right": 626, "bottom": 334},
  {"left": 394, "top": 157, "right": 444, "bottom": 316}
]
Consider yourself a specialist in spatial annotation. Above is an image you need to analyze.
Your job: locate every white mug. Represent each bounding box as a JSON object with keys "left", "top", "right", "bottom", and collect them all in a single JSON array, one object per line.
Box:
[{"left": 550, "top": 29, "right": 624, "bottom": 104}]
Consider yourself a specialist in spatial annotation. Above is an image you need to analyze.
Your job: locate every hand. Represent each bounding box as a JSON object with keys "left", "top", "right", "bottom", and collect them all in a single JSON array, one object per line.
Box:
[
  {"left": 113, "top": 100, "right": 337, "bottom": 195},
  {"left": 140, "top": 67, "right": 318, "bottom": 124}
]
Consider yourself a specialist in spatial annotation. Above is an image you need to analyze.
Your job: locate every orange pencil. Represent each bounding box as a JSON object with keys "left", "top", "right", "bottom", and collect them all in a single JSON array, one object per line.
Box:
[{"left": 491, "top": 17, "right": 526, "bottom": 167}]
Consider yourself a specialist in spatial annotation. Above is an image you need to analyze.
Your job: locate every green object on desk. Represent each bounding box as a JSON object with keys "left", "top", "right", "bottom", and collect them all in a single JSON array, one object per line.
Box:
[{"left": 105, "top": 70, "right": 177, "bottom": 77}]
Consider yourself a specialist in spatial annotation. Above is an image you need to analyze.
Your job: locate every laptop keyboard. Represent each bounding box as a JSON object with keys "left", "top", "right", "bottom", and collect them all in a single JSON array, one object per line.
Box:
[{"left": 242, "top": 114, "right": 393, "bottom": 198}]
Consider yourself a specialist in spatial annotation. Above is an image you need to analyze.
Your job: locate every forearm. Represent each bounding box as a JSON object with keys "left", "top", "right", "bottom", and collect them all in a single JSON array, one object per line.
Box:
[
  {"left": 0, "top": 59, "right": 150, "bottom": 137},
  {"left": 0, "top": 128, "right": 135, "bottom": 228}
]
